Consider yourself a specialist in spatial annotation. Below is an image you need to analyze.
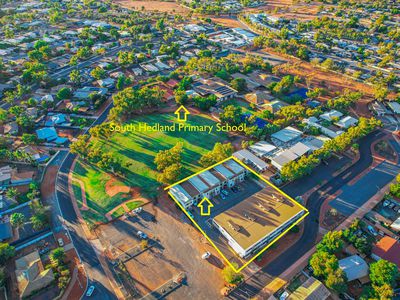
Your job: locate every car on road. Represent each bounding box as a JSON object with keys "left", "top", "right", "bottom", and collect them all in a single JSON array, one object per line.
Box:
[
  {"left": 201, "top": 251, "right": 211, "bottom": 259},
  {"left": 57, "top": 238, "right": 64, "bottom": 247},
  {"left": 86, "top": 285, "right": 95, "bottom": 297},
  {"left": 137, "top": 231, "right": 148, "bottom": 239}
]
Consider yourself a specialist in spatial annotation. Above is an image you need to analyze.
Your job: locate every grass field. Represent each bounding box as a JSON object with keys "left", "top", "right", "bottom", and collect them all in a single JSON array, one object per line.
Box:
[{"left": 73, "top": 113, "right": 229, "bottom": 225}]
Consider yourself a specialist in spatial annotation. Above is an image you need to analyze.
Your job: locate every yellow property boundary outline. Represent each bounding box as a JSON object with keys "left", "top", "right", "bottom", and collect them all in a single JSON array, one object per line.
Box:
[{"left": 165, "top": 156, "right": 309, "bottom": 273}]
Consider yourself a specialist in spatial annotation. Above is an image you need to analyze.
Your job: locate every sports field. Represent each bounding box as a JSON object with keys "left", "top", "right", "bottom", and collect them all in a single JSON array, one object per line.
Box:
[{"left": 72, "top": 113, "right": 229, "bottom": 224}]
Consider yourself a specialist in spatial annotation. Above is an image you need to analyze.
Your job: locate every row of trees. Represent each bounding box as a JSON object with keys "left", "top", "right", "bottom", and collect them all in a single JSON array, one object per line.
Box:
[
  {"left": 110, "top": 86, "right": 165, "bottom": 121},
  {"left": 70, "top": 135, "right": 122, "bottom": 174},
  {"left": 281, "top": 117, "right": 382, "bottom": 181}
]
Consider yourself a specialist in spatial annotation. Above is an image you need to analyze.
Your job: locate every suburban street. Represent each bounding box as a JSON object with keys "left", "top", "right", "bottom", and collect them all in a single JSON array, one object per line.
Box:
[
  {"left": 228, "top": 129, "right": 389, "bottom": 299},
  {"left": 53, "top": 101, "right": 116, "bottom": 299}
]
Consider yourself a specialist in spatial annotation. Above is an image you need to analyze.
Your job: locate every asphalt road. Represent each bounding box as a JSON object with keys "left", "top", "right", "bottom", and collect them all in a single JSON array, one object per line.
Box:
[
  {"left": 229, "top": 129, "right": 385, "bottom": 299},
  {"left": 55, "top": 101, "right": 116, "bottom": 299}
]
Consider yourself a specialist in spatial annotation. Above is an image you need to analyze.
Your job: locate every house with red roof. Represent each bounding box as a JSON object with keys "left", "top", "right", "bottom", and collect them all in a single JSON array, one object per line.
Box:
[{"left": 371, "top": 236, "right": 400, "bottom": 269}]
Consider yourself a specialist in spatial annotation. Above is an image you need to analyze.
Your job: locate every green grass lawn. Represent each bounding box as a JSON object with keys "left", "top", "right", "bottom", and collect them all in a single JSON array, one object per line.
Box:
[
  {"left": 73, "top": 112, "right": 229, "bottom": 225},
  {"left": 111, "top": 207, "right": 126, "bottom": 219},
  {"left": 126, "top": 200, "right": 144, "bottom": 211}
]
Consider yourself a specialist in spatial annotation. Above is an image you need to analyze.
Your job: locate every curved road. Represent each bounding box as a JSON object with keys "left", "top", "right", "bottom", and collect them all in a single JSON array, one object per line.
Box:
[
  {"left": 55, "top": 103, "right": 117, "bottom": 300},
  {"left": 228, "top": 129, "right": 385, "bottom": 299}
]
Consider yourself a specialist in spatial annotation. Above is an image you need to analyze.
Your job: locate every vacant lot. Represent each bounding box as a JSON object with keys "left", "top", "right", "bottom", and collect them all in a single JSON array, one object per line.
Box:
[
  {"left": 114, "top": 0, "right": 189, "bottom": 13},
  {"left": 73, "top": 113, "right": 229, "bottom": 224}
]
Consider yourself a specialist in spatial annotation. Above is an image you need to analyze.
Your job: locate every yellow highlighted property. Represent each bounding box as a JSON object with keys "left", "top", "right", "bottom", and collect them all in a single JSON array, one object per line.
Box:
[
  {"left": 166, "top": 156, "right": 309, "bottom": 273},
  {"left": 197, "top": 197, "right": 214, "bottom": 216}
]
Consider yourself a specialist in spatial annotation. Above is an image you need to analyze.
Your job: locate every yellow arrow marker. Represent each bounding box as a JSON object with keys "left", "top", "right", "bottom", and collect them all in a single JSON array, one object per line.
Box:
[
  {"left": 197, "top": 197, "right": 214, "bottom": 216},
  {"left": 174, "top": 105, "right": 190, "bottom": 122}
]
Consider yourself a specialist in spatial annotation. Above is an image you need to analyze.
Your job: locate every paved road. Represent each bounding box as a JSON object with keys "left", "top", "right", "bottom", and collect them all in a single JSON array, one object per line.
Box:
[
  {"left": 57, "top": 152, "right": 117, "bottom": 300},
  {"left": 54, "top": 101, "right": 116, "bottom": 299},
  {"left": 50, "top": 45, "right": 127, "bottom": 80},
  {"left": 229, "top": 129, "right": 386, "bottom": 299}
]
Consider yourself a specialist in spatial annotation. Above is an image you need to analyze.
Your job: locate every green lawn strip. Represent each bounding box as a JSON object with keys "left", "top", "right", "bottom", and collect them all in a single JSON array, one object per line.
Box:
[
  {"left": 125, "top": 200, "right": 144, "bottom": 211},
  {"left": 72, "top": 182, "right": 83, "bottom": 208},
  {"left": 111, "top": 206, "right": 126, "bottom": 219},
  {"left": 81, "top": 209, "right": 108, "bottom": 226}
]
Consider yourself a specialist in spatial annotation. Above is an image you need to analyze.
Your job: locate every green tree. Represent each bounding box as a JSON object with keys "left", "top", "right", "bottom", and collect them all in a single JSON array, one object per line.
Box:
[
  {"left": 0, "top": 243, "right": 15, "bottom": 265},
  {"left": 370, "top": 260, "right": 399, "bottom": 287},
  {"left": 10, "top": 213, "right": 25, "bottom": 229},
  {"left": 199, "top": 143, "right": 234, "bottom": 167},
  {"left": 154, "top": 142, "right": 183, "bottom": 171},
  {"left": 157, "top": 163, "right": 182, "bottom": 184},
  {"left": 221, "top": 263, "right": 243, "bottom": 285},
  {"left": 56, "top": 87, "right": 72, "bottom": 100},
  {"left": 220, "top": 105, "right": 242, "bottom": 126},
  {"left": 230, "top": 78, "right": 247, "bottom": 92},
  {"left": 174, "top": 90, "right": 188, "bottom": 105},
  {"left": 50, "top": 247, "right": 65, "bottom": 267},
  {"left": 69, "top": 69, "right": 81, "bottom": 86},
  {"left": 325, "top": 268, "right": 347, "bottom": 293},
  {"left": 21, "top": 133, "right": 38, "bottom": 145},
  {"left": 309, "top": 250, "right": 338, "bottom": 278},
  {"left": 317, "top": 231, "right": 344, "bottom": 253},
  {"left": 90, "top": 67, "right": 106, "bottom": 80},
  {"left": 6, "top": 188, "right": 19, "bottom": 201}
]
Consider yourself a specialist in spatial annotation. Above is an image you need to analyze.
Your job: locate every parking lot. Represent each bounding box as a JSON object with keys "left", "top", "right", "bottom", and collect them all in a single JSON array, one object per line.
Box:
[{"left": 186, "top": 178, "right": 278, "bottom": 269}]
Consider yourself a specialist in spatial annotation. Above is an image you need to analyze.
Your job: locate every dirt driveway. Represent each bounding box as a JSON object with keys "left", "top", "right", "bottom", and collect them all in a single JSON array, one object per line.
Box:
[{"left": 97, "top": 203, "right": 225, "bottom": 299}]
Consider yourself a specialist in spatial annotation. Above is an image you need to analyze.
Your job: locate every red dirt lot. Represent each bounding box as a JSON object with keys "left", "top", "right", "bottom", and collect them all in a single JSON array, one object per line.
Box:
[{"left": 114, "top": 0, "right": 190, "bottom": 13}]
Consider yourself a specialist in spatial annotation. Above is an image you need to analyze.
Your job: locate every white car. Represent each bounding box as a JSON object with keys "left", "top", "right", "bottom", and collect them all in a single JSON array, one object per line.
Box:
[
  {"left": 201, "top": 251, "right": 211, "bottom": 259},
  {"left": 86, "top": 285, "right": 95, "bottom": 297},
  {"left": 133, "top": 207, "right": 143, "bottom": 214},
  {"left": 137, "top": 231, "right": 148, "bottom": 239},
  {"left": 57, "top": 238, "right": 64, "bottom": 247}
]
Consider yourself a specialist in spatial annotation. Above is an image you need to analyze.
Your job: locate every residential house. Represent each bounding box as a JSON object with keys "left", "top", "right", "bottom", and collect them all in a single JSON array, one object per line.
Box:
[
  {"left": 73, "top": 87, "right": 108, "bottom": 100},
  {"left": 261, "top": 100, "right": 287, "bottom": 113},
  {"left": 193, "top": 78, "right": 237, "bottom": 102},
  {"left": 36, "top": 127, "right": 67, "bottom": 144},
  {"left": 4, "top": 122, "right": 18, "bottom": 136},
  {"left": 0, "top": 166, "right": 12, "bottom": 186},
  {"left": 97, "top": 78, "right": 115, "bottom": 88},
  {"left": 372, "top": 236, "right": 400, "bottom": 269},
  {"left": 271, "top": 126, "right": 303, "bottom": 147},
  {"left": 287, "top": 277, "right": 331, "bottom": 300},
  {"left": 388, "top": 101, "right": 400, "bottom": 114},
  {"left": 339, "top": 255, "right": 369, "bottom": 282},
  {"left": 249, "top": 141, "right": 277, "bottom": 158},
  {"left": 270, "top": 142, "right": 311, "bottom": 171},
  {"left": 320, "top": 110, "right": 343, "bottom": 122},
  {"left": 335, "top": 116, "right": 358, "bottom": 129},
  {"left": 244, "top": 91, "right": 275, "bottom": 106},
  {"left": 233, "top": 149, "right": 268, "bottom": 172},
  {"left": 15, "top": 250, "right": 54, "bottom": 299}
]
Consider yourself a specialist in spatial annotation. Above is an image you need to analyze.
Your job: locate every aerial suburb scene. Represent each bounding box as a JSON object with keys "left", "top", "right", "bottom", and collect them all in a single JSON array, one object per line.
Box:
[{"left": 0, "top": 0, "right": 400, "bottom": 300}]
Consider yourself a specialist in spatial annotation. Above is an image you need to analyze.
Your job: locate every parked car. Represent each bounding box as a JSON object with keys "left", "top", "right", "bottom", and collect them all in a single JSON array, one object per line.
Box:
[
  {"left": 133, "top": 207, "right": 143, "bottom": 214},
  {"left": 383, "top": 200, "right": 390, "bottom": 207},
  {"left": 57, "top": 238, "right": 64, "bottom": 247},
  {"left": 221, "top": 189, "right": 228, "bottom": 196},
  {"left": 86, "top": 285, "right": 95, "bottom": 297},
  {"left": 201, "top": 251, "right": 211, "bottom": 259},
  {"left": 231, "top": 186, "right": 239, "bottom": 193},
  {"left": 137, "top": 231, "right": 148, "bottom": 239},
  {"left": 187, "top": 211, "right": 194, "bottom": 219},
  {"left": 367, "top": 225, "right": 378, "bottom": 236},
  {"left": 221, "top": 194, "right": 226, "bottom": 200},
  {"left": 389, "top": 202, "right": 395, "bottom": 209}
]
